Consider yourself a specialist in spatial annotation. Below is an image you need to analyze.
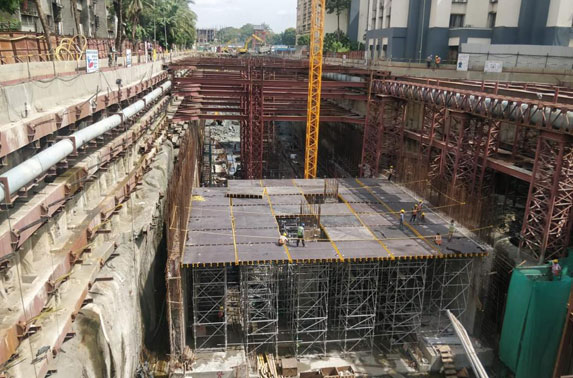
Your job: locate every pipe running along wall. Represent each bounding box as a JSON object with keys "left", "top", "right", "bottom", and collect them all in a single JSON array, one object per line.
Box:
[
  {"left": 0, "top": 81, "right": 172, "bottom": 203},
  {"left": 326, "top": 73, "right": 573, "bottom": 130}
]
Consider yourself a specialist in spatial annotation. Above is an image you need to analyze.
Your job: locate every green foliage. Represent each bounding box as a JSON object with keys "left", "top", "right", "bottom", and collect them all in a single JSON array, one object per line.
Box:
[
  {"left": 325, "top": 0, "right": 351, "bottom": 15},
  {"left": 323, "top": 31, "right": 350, "bottom": 52},
  {"left": 281, "top": 27, "right": 296, "bottom": 46},
  {"left": 296, "top": 34, "right": 310, "bottom": 46},
  {"left": 217, "top": 27, "right": 240, "bottom": 43},
  {"left": 0, "top": 0, "right": 21, "bottom": 14},
  {"left": 128, "top": 0, "right": 196, "bottom": 48}
]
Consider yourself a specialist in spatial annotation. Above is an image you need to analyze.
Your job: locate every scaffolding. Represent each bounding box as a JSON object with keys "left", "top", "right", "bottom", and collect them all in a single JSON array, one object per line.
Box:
[
  {"left": 241, "top": 264, "right": 279, "bottom": 355},
  {"left": 425, "top": 258, "right": 474, "bottom": 335},
  {"left": 331, "top": 262, "right": 380, "bottom": 353},
  {"left": 377, "top": 260, "right": 428, "bottom": 350},
  {"left": 290, "top": 263, "right": 330, "bottom": 356},
  {"left": 192, "top": 266, "right": 228, "bottom": 350}
]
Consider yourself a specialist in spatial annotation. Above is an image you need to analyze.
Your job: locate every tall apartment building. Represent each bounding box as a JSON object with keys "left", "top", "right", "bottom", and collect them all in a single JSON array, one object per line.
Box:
[
  {"left": 365, "top": 0, "right": 573, "bottom": 61},
  {"left": 12, "top": 0, "right": 112, "bottom": 38},
  {"left": 296, "top": 0, "right": 349, "bottom": 42},
  {"left": 348, "top": 0, "right": 369, "bottom": 43}
]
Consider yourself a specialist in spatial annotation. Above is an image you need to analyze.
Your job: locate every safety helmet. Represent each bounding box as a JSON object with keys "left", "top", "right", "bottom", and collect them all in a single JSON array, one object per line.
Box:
[
  {"left": 422, "top": 212, "right": 425, "bottom": 216},
  {"left": 553, "top": 259, "right": 559, "bottom": 263},
  {"left": 283, "top": 232, "right": 287, "bottom": 236},
  {"left": 301, "top": 223, "right": 305, "bottom": 226},
  {"left": 390, "top": 165, "right": 394, "bottom": 168},
  {"left": 400, "top": 209, "right": 405, "bottom": 213}
]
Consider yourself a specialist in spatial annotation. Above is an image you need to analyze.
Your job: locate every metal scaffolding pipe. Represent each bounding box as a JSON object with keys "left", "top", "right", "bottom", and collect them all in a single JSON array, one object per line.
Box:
[
  {"left": 0, "top": 81, "right": 172, "bottom": 203},
  {"left": 387, "top": 85, "right": 573, "bottom": 130}
]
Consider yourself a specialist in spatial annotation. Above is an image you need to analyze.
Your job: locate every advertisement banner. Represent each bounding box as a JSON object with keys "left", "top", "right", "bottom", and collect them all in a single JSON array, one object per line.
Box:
[
  {"left": 456, "top": 53, "right": 470, "bottom": 71},
  {"left": 86, "top": 49, "right": 99, "bottom": 73},
  {"left": 126, "top": 49, "right": 132, "bottom": 67}
]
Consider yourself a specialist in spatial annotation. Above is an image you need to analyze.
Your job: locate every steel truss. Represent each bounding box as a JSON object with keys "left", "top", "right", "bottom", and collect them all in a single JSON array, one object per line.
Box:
[
  {"left": 331, "top": 262, "right": 379, "bottom": 353},
  {"left": 377, "top": 260, "right": 427, "bottom": 350},
  {"left": 192, "top": 266, "right": 228, "bottom": 350},
  {"left": 420, "top": 104, "right": 445, "bottom": 177},
  {"left": 241, "top": 264, "right": 279, "bottom": 355},
  {"left": 430, "top": 111, "right": 500, "bottom": 198},
  {"left": 425, "top": 258, "right": 473, "bottom": 335},
  {"left": 360, "top": 97, "right": 406, "bottom": 177},
  {"left": 289, "top": 264, "right": 330, "bottom": 356},
  {"left": 521, "top": 133, "right": 573, "bottom": 262}
]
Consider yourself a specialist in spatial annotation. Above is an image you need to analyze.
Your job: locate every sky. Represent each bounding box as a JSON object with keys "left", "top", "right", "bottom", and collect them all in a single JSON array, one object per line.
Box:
[{"left": 192, "top": 0, "right": 297, "bottom": 33}]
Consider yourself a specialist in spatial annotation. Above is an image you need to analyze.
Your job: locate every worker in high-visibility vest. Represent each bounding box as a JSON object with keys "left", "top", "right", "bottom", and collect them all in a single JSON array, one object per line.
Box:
[
  {"left": 448, "top": 220, "right": 456, "bottom": 241},
  {"left": 399, "top": 209, "right": 405, "bottom": 230},
  {"left": 296, "top": 223, "right": 305, "bottom": 247}
]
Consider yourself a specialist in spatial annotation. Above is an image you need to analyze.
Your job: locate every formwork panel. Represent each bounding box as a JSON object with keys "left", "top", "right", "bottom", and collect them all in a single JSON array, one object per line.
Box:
[
  {"left": 183, "top": 245, "right": 236, "bottom": 265},
  {"left": 187, "top": 229, "right": 234, "bottom": 246}
]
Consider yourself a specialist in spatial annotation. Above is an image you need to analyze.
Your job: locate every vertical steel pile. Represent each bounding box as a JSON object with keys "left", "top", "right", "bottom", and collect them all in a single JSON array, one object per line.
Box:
[{"left": 166, "top": 125, "right": 199, "bottom": 365}]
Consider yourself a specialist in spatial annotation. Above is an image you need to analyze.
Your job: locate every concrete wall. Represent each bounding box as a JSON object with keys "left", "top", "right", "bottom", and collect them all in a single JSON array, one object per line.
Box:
[{"left": 461, "top": 43, "right": 573, "bottom": 70}]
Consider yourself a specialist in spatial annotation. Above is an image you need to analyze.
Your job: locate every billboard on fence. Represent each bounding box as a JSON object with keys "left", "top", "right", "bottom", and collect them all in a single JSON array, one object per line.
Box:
[
  {"left": 126, "top": 49, "right": 132, "bottom": 67},
  {"left": 86, "top": 50, "right": 99, "bottom": 73},
  {"left": 456, "top": 53, "right": 469, "bottom": 71}
]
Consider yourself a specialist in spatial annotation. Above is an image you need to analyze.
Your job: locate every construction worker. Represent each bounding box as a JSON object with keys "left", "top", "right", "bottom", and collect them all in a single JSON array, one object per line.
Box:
[
  {"left": 434, "top": 55, "right": 441, "bottom": 69},
  {"left": 426, "top": 54, "right": 433, "bottom": 68},
  {"left": 399, "top": 209, "right": 405, "bottom": 230},
  {"left": 296, "top": 223, "right": 305, "bottom": 247},
  {"left": 419, "top": 212, "right": 426, "bottom": 224},
  {"left": 278, "top": 232, "right": 288, "bottom": 246},
  {"left": 551, "top": 259, "right": 562, "bottom": 280},
  {"left": 435, "top": 232, "right": 442, "bottom": 246},
  {"left": 388, "top": 165, "right": 394, "bottom": 181},
  {"left": 409, "top": 204, "right": 418, "bottom": 223},
  {"left": 218, "top": 305, "right": 224, "bottom": 319},
  {"left": 448, "top": 220, "right": 455, "bottom": 241}
]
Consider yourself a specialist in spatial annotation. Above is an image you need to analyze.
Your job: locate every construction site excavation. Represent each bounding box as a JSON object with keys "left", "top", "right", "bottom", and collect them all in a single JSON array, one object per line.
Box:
[{"left": 1, "top": 1, "right": 573, "bottom": 377}]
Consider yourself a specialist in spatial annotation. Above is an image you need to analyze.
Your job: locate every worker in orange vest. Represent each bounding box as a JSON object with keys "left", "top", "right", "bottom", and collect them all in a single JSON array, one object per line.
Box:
[{"left": 435, "top": 232, "right": 442, "bottom": 246}]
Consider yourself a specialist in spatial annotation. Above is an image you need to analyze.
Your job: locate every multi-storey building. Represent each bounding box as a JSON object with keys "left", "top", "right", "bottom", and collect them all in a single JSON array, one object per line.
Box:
[
  {"left": 14, "top": 0, "right": 111, "bottom": 38},
  {"left": 348, "top": 0, "right": 369, "bottom": 44},
  {"left": 296, "top": 0, "right": 349, "bottom": 42},
  {"left": 365, "top": 0, "right": 573, "bottom": 61},
  {"left": 197, "top": 28, "right": 217, "bottom": 44}
]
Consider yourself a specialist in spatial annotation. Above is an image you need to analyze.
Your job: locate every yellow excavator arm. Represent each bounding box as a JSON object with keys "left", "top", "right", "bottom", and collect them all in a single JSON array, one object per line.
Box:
[{"left": 238, "top": 34, "right": 264, "bottom": 54}]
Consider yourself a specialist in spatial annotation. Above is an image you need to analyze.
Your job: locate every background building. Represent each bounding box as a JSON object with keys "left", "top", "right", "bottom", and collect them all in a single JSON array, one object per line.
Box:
[
  {"left": 348, "top": 0, "right": 369, "bottom": 43},
  {"left": 13, "top": 0, "right": 111, "bottom": 38},
  {"left": 296, "top": 0, "right": 349, "bottom": 41},
  {"left": 364, "top": 0, "right": 573, "bottom": 62},
  {"left": 197, "top": 28, "right": 217, "bottom": 44}
]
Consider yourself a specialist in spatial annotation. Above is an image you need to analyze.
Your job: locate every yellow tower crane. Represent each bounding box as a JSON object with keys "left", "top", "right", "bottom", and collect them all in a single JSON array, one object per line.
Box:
[{"left": 304, "top": 0, "right": 326, "bottom": 179}]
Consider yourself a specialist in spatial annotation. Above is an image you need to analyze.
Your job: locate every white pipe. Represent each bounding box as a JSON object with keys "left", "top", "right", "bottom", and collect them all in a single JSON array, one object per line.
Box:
[
  {"left": 446, "top": 310, "right": 489, "bottom": 378},
  {"left": 0, "top": 81, "right": 171, "bottom": 203}
]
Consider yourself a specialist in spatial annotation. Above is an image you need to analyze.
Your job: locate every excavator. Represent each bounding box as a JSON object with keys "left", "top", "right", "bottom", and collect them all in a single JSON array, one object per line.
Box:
[{"left": 238, "top": 34, "right": 264, "bottom": 54}]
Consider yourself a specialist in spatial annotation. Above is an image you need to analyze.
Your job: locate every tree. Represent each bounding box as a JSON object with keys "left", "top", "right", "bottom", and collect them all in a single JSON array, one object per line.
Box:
[
  {"left": 217, "top": 27, "right": 240, "bottom": 43},
  {"left": 282, "top": 27, "right": 296, "bottom": 46},
  {"left": 113, "top": 0, "right": 123, "bottom": 52},
  {"left": 33, "top": 0, "right": 54, "bottom": 60},
  {"left": 0, "top": 0, "right": 21, "bottom": 14},
  {"left": 126, "top": 0, "right": 143, "bottom": 42},
  {"left": 325, "top": 0, "right": 351, "bottom": 39},
  {"left": 323, "top": 31, "right": 350, "bottom": 52},
  {"left": 70, "top": 0, "right": 82, "bottom": 35},
  {"left": 297, "top": 34, "right": 310, "bottom": 46}
]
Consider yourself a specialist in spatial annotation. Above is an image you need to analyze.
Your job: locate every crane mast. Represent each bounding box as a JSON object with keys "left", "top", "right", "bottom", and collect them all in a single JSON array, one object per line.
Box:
[{"left": 303, "top": 0, "right": 326, "bottom": 179}]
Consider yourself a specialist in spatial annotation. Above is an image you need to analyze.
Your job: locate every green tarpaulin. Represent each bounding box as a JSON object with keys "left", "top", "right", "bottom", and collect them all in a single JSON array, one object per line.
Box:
[{"left": 499, "top": 254, "right": 573, "bottom": 378}]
